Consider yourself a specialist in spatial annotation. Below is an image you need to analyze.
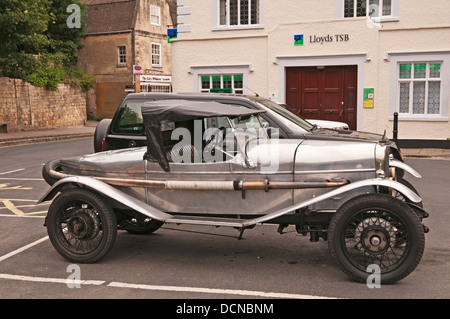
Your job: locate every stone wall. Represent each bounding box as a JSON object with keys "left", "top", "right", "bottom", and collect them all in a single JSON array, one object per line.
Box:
[{"left": 0, "top": 77, "right": 87, "bottom": 132}]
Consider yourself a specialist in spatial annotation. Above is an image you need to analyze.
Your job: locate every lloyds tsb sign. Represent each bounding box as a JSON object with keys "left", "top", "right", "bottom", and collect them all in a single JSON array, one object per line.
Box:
[{"left": 310, "top": 34, "right": 350, "bottom": 44}]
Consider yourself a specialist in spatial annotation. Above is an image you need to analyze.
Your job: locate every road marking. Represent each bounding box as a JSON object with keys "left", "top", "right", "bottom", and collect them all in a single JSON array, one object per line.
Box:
[
  {"left": 0, "top": 272, "right": 335, "bottom": 299},
  {"left": 0, "top": 169, "right": 25, "bottom": 175},
  {"left": 0, "top": 273, "right": 105, "bottom": 286},
  {"left": 0, "top": 214, "right": 45, "bottom": 219},
  {"left": 0, "top": 200, "right": 47, "bottom": 216},
  {"left": 0, "top": 198, "right": 40, "bottom": 202},
  {"left": 1, "top": 200, "right": 26, "bottom": 215},
  {"left": 0, "top": 235, "right": 336, "bottom": 299},
  {"left": 0, "top": 178, "right": 43, "bottom": 181},
  {"left": 107, "top": 282, "right": 336, "bottom": 299},
  {"left": 0, "top": 183, "right": 32, "bottom": 190},
  {"left": 0, "top": 236, "right": 49, "bottom": 262}
]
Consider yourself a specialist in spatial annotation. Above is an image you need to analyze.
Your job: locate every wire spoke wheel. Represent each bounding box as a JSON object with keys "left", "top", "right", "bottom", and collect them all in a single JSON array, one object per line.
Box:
[
  {"left": 47, "top": 188, "right": 117, "bottom": 263},
  {"left": 329, "top": 194, "right": 425, "bottom": 284},
  {"left": 344, "top": 211, "right": 407, "bottom": 273}
]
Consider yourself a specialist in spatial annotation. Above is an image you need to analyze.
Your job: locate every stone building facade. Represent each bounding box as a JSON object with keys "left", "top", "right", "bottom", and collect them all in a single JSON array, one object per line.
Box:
[
  {"left": 0, "top": 77, "right": 86, "bottom": 132},
  {"left": 79, "top": 0, "right": 177, "bottom": 119}
]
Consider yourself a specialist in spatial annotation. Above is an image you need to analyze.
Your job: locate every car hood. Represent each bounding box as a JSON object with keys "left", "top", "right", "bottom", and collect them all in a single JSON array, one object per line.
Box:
[
  {"left": 307, "top": 119, "right": 349, "bottom": 130},
  {"left": 305, "top": 128, "right": 390, "bottom": 143}
]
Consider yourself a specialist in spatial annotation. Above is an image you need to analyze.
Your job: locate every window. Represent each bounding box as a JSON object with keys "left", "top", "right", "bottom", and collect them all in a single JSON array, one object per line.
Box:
[
  {"left": 214, "top": 0, "right": 263, "bottom": 29},
  {"left": 117, "top": 46, "right": 126, "bottom": 66},
  {"left": 141, "top": 84, "right": 171, "bottom": 93},
  {"left": 200, "top": 74, "right": 244, "bottom": 94},
  {"left": 112, "top": 101, "right": 145, "bottom": 135},
  {"left": 150, "top": 5, "right": 161, "bottom": 26},
  {"left": 398, "top": 63, "right": 442, "bottom": 116},
  {"left": 388, "top": 52, "right": 449, "bottom": 122},
  {"left": 151, "top": 43, "right": 161, "bottom": 67},
  {"left": 341, "top": 0, "right": 398, "bottom": 21}
]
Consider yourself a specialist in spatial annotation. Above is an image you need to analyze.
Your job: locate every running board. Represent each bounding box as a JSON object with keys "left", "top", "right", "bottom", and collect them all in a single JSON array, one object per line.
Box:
[{"left": 165, "top": 215, "right": 246, "bottom": 228}]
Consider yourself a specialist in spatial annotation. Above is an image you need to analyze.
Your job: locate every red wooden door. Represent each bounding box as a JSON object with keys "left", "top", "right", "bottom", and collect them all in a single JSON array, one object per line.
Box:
[{"left": 286, "top": 66, "right": 357, "bottom": 130}]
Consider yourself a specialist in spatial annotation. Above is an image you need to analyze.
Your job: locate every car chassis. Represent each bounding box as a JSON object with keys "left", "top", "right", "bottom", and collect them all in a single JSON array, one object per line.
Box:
[{"left": 40, "top": 100, "right": 428, "bottom": 284}]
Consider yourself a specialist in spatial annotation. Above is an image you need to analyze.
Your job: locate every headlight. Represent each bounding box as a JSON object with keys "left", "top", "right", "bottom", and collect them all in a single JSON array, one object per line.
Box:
[{"left": 375, "top": 143, "right": 390, "bottom": 178}]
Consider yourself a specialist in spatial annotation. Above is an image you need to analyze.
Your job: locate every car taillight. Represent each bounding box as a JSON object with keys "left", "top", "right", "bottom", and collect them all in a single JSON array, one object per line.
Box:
[{"left": 102, "top": 138, "right": 106, "bottom": 152}]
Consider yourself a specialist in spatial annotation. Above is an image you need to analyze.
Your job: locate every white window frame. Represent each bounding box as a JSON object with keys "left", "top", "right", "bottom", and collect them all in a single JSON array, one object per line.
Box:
[
  {"left": 190, "top": 65, "right": 252, "bottom": 94},
  {"left": 150, "top": 5, "right": 161, "bottom": 26},
  {"left": 141, "top": 83, "right": 171, "bottom": 93},
  {"left": 388, "top": 51, "right": 450, "bottom": 122},
  {"left": 151, "top": 42, "right": 162, "bottom": 67},
  {"left": 212, "top": 0, "right": 264, "bottom": 31},
  {"left": 336, "top": 0, "right": 399, "bottom": 22},
  {"left": 117, "top": 46, "right": 126, "bottom": 66},
  {"left": 199, "top": 74, "right": 244, "bottom": 94}
]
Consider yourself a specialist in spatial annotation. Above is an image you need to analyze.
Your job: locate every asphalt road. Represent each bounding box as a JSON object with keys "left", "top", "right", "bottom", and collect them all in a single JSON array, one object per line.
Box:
[{"left": 0, "top": 138, "right": 449, "bottom": 304}]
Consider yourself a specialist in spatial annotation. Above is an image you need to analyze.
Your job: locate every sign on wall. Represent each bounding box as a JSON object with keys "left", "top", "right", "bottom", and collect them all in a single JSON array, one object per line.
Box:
[
  {"left": 294, "top": 34, "right": 350, "bottom": 45},
  {"left": 133, "top": 65, "right": 143, "bottom": 76},
  {"left": 364, "top": 88, "right": 374, "bottom": 109},
  {"left": 168, "top": 29, "right": 177, "bottom": 43}
]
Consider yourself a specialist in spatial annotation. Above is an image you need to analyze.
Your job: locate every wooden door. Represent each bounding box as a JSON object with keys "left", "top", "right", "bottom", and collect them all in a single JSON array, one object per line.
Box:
[{"left": 286, "top": 66, "right": 357, "bottom": 130}]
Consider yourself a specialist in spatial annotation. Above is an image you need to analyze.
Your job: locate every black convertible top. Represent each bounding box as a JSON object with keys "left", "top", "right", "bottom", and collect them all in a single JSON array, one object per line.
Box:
[{"left": 142, "top": 99, "right": 265, "bottom": 171}]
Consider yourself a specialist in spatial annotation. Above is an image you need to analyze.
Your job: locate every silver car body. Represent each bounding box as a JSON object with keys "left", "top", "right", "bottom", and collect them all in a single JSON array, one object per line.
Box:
[
  {"left": 39, "top": 137, "right": 421, "bottom": 227},
  {"left": 39, "top": 100, "right": 428, "bottom": 284}
]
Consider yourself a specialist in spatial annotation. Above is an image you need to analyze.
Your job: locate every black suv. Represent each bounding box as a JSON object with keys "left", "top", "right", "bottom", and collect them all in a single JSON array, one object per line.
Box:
[{"left": 94, "top": 92, "right": 403, "bottom": 162}]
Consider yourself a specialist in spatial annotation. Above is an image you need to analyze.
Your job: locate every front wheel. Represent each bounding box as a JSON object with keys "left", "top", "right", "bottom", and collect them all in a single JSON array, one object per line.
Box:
[
  {"left": 46, "top": 188, "right": 117, "bottom": 263},
  {"left": 328, "top": 194, "right": 425, "bottom": 284}
]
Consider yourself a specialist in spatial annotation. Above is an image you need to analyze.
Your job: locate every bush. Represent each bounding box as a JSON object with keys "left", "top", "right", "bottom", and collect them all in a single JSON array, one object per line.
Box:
[
  {"left": 26, "top": 65, "right": 65, "bottom": 91},
  {"left": 0, "top": 0, "right": 92, "bottom": 91}
]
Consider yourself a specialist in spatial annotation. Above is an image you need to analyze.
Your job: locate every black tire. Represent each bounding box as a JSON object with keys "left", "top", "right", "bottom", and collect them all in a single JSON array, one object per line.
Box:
[
  {"left": 328, "top": 194, "right": 425, "bottom": 284},
  {"left": 94, "top": 119, "right": 112, "bottom": 152},
  {"left": 46, "top": 188, "right": 117, "bottom": 263}
]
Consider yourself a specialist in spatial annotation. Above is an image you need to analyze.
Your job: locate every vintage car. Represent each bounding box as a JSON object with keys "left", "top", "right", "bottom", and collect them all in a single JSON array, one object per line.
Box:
[
  {"left": 40, "top": 100, "right": 428, "bottom": 284},
  {"left": 93, "top": 93, "right": 396, "bottom": 160}
]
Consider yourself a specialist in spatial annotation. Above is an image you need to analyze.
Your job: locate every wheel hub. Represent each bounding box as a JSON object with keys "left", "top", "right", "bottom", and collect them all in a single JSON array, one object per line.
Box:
[
  {"left": 67, "top": 209, "right": 100, "bottom": 240},
  {"left": 354, "top": 217, "right": 397, "bottom": 254}
]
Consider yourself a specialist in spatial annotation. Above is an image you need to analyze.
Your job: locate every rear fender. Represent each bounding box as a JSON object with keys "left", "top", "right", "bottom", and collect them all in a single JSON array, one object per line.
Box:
[{"left": 37, "top": 176, "right": 172, "bottom": 222}]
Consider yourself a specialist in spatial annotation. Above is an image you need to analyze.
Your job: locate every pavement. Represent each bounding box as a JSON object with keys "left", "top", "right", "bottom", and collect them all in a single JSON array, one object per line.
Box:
[
  {"left": 0, "top": 121, "right": 98, "bottom": 148},
  {"left": 0, "top": 121, "right": 449, "bottom": 159}
]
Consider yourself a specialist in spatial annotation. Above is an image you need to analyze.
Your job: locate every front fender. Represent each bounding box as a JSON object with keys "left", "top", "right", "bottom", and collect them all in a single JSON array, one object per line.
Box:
[
  {"left": 389, "top": 158, "right": 422, "bottom": 178},
  {"left": 37, "top": 176, "right": 172, "bottom": 222},
  {"left": 244, "top": 178, "right": 422, "bottom": 226}
]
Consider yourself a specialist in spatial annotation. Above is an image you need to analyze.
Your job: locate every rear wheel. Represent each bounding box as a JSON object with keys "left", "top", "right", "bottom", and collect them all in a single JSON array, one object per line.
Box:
[
  {"left": 94, "top": 119, "right": 111, "bottom": 152},
  {"left": 46, "top": 188, "right": 117, "bottom": 263},
  {"left": 328, "top": 194, "right": 425, "bottom": 284}
]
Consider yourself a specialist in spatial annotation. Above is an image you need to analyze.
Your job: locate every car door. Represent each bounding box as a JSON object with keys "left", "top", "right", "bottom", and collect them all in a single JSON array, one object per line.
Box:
[{"left": 144, "top": 115, "right": 294, "bottom": 216}]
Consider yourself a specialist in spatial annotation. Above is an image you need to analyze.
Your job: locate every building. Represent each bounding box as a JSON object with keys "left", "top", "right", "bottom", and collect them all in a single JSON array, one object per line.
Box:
[
  {"left": 79, "top": 0, "right": 177, "bottom": 118},
  {"left": 170, "top": 0, "right": 450, "bottom": 144}
]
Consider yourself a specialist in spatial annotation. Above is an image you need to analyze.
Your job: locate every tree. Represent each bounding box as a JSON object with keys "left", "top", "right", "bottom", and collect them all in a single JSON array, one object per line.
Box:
[
  {"left": 0, "top": 0, "right": 51, "bottom": 79},
  {"left": 47, "top": 0, "right": 87, "bottom": 65},
  {"left": 0, "top": 0, "right": 51, "bottom": 56},
  {"left": 0, "top": 0, "right": 93, "bottom": 91}
]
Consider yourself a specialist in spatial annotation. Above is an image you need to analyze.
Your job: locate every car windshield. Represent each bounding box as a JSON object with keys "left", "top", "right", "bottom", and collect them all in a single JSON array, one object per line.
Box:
[
  {"left": 111, "top": 100, "right": 146, "bottom": 135},
  {"left": 256, "top": 99, "right": 314, "bottom": 133}
]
